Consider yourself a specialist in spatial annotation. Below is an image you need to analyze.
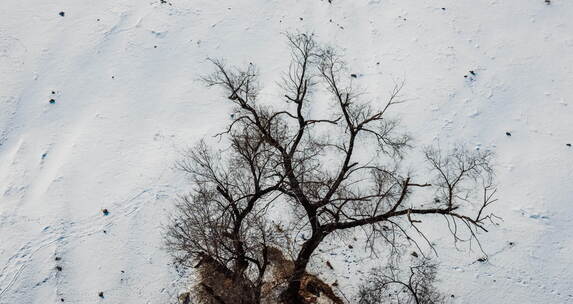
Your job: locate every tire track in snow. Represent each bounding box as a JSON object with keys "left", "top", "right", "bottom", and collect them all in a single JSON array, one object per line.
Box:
[{"left": 0, "top": 187, "right": 158, "bottom": 301}]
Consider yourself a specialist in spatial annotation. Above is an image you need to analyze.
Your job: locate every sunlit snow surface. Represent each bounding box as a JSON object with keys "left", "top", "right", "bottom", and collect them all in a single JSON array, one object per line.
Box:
[{"left": 1, "top": 0, "right": 572, "bottom": 303}]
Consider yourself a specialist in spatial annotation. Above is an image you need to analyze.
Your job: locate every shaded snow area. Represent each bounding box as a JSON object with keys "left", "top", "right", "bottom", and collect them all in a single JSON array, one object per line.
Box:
[{"left": 1, "top": 0, "right": 572, "bottom": 303}]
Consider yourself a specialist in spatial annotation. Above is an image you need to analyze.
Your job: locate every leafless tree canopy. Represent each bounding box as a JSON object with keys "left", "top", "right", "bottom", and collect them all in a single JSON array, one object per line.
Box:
[
  {"left": 358, "top": 258, "right": 445, "bottom": 304},
  {"left": 165, "top": 137, "right": 282, "bottom": 302},
  {"left": 166, "top": 33, "right": 497, "bottom": 304}
]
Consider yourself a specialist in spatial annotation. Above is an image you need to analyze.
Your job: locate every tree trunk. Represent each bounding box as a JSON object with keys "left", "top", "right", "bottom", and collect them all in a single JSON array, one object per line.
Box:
[
  {"left": 283, "top": 231, "right": 325, "bottom": 303},
  {"left": 231, "top": 218, "right": 250, "bottom": 278}
]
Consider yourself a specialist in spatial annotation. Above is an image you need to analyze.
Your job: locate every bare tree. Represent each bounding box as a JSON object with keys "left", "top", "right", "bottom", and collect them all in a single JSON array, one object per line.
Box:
[
  {"left": 177, "top": 32, "right": 498, "bottom": 303},
  {"left": 165, "top": 132, "right": 284, "bottom": 303},
  {"left": 358, "top": 258, "right": 445, "bottom": 304}
]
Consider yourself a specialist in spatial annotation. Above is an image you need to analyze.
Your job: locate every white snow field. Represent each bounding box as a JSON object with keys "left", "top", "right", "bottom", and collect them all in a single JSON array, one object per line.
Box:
[{"left": 1, "top": 0, "right": 572, "bottom": 303}]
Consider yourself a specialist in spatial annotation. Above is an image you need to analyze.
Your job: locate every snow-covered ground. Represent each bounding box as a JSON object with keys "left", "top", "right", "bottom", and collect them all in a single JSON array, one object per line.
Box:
[{"left": 1, "top": 0, "right": 572, "bottom": 303}]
